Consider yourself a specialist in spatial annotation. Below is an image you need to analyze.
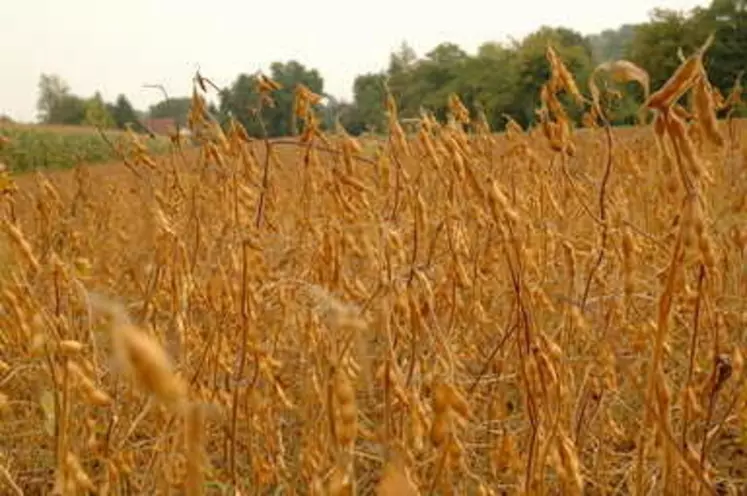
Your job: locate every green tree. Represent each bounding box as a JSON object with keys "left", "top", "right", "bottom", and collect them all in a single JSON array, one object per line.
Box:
[
  {"left": 345, "top": 30, "right": 598, "bottom": 132},
  {"left": 265, "top": 61, "right": 324, "bottom": 137},
  {"left": 587, "top": 24, "right": 637, "bottom": 63},
  {"left": 84, "top": 92, "right": 116, "bottom": 128},
  {"left": 465, "top": 42, "right": 520, "bottom": 130},
  {"left": 37, "top": 74, "right": 69, "bottom": 122},
  {"left": 317, "top": 95, "right": 360, "bottom": 134},
  {"left": 108, "top": 95, "right": 140, "bottom": 129},
  {"left": 627, "top": 9, "right": 700, "bottom": 92},
  {"left": 388, "top": 42, "right": 470, "bottom": 121},
  {"left": 511, "top": 27, "right": 593, "bottom": 126},
  {"left": 347, "top": 73, "right": 388, "bottom": 134},
  {"left": 388, "top": 42, "right": 418, "bottom": 76},
  {"left": 332, "top": 101, "right": 367, "bottom": 135},
  {"left": 36, "top": 74, "right": 86, "bottom": 125},
  {"left": 690, "top": 0, "right": 747, "bottom": 93},
  {"left": 219, "top": 61, "right": 324, "bottom": 138},
  {"left": 50, "top": 97, "right": 87, "bottom": 125},
  {"left": 218, "top": 73, "right": 263, "bottom": 135},
  {"left": 624, "top": 1, "right": 746, "bottom": 118},
  {"left": 148, "top": 97, "right": 192, "bottom": 127}
]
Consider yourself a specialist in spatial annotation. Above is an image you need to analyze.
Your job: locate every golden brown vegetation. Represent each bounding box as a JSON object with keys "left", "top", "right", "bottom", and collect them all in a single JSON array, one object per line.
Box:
[{"left": 0, "top": 39, "right": 746, "bottom": 495}]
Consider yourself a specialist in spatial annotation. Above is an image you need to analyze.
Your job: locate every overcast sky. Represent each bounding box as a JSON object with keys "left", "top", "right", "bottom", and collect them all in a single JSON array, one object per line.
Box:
[{"left": 2, "top": 0, "right": 707, "bottom": 123}]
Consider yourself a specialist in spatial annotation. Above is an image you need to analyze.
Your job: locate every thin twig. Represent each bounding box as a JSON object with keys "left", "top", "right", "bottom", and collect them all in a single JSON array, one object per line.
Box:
[
  {"left": 682, "top": 264, "right": 706, "bottom": 449},
  {"left": 467, "top": 317, "right": 517, "bottom": 396},
  {"left": 580, "top": 121, "right": 614, "bottom": 310},
  {"left": 253, "top": 103, "right": 273, "bottom": 229}
]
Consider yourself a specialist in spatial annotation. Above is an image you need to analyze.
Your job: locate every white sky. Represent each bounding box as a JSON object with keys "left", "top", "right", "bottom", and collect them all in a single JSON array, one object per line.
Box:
[{"left": 1, "top": 0, "right": 707, "bottom": 123}]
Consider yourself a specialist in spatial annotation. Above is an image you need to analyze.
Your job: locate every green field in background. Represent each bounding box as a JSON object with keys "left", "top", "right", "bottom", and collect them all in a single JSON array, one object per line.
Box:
[{"left": 0, "top": 124, "right": 172, "bottom": 173}]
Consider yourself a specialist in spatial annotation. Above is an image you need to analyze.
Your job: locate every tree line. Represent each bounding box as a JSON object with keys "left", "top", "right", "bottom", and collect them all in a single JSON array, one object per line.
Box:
[
  {"left": 34, "top": 74, "right": 207, "bottom": 133},
  {"left": 33, "top": 0, "right": 746, "bottom": 137}
]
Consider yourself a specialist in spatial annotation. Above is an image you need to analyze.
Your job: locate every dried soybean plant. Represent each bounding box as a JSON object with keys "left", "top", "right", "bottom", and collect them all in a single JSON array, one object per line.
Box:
[{"left": 0, "top": 33, "right": 746, "bottom": 496}]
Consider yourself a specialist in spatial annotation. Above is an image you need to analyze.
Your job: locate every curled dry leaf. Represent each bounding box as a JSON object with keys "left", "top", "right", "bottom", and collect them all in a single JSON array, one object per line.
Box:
[
  {"left": 645, "top": 34, "right": 714, "bottom": 111},
  {"left": 589, "top": 60, "right": 650, "bottom": 122}
]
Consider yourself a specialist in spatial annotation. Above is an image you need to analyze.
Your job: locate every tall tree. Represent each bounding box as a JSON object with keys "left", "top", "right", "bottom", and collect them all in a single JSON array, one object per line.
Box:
[
  {"left": 628, "top": 9, "right": 701, "bottom": 92},
  {"left": 265, "top": 61, "right": 324, "bottom": 137},
  {"left": 587, "top": 25, "right": 637, "bottom": 63},
  {"left": 84, "top": 92, "right": 115, "bottom": 128},
  {"left": 348, "top": 73, "right": 388, "bottom": 134},
  {"left": 36, "top": 74, "right": 86, "bottom": 125},
  {"left": 148, "top": 97, "right": 192, "bottom": 126},
  {"left": 511, "top": 26, "right": 593, "bottom": 126},
  {"left": 690, "top": 0, "right": 747, "bottom": 93},
  {"left": 387, "top": 42, "right": 470, "bottom": 121},
  {"left": 37, "top": 74, "right": 70, "bottom": 122},
  {"left": 218, "top": 73, "right": 262, "bottom": 135},
  {"left": 219, "top": 61, "right": 324, "bottom": 138},
  {"left": 388, "top": 42, "right": 418, "bottom": 76},
  {"left": 465, "top": 42, "right": 520, "bottom": 130},
  {"left": 108, "top": 94, "right": 140, "bottom": 129}
]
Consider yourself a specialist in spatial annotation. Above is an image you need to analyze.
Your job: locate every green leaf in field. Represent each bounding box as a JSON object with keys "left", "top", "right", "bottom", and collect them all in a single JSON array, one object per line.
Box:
[{"left": 0, "top": 125, "right": 174, "bottom": 172}]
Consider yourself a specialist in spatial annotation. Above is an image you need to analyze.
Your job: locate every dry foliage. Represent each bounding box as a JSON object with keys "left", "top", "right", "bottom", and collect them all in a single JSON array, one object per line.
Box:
[{"left": 0, "top": 41, "right": 746, "bottom": 496}]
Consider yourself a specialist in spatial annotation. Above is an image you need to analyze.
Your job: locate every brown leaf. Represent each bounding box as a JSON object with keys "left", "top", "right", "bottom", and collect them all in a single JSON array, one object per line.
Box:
[
  {"left": 645, "top": 34, "right": 714, "bottom": 110},
  {"left": 693, "top": 68, "right": 724, "bottom": 146},
  {"left": 589, "top": 60, "right": 650, "bottom": 122}
]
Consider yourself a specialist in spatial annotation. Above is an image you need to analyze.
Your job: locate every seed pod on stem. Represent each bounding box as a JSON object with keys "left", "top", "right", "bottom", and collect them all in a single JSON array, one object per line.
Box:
[
  {"left": 693, "top": 69, "right": 724, "bottom": 147},
  {"left": 645, "top": 34, "right": 714, "bottom": 111},
  {"left": 88, "top": 293, "right": 188, "bottom": 412}
]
